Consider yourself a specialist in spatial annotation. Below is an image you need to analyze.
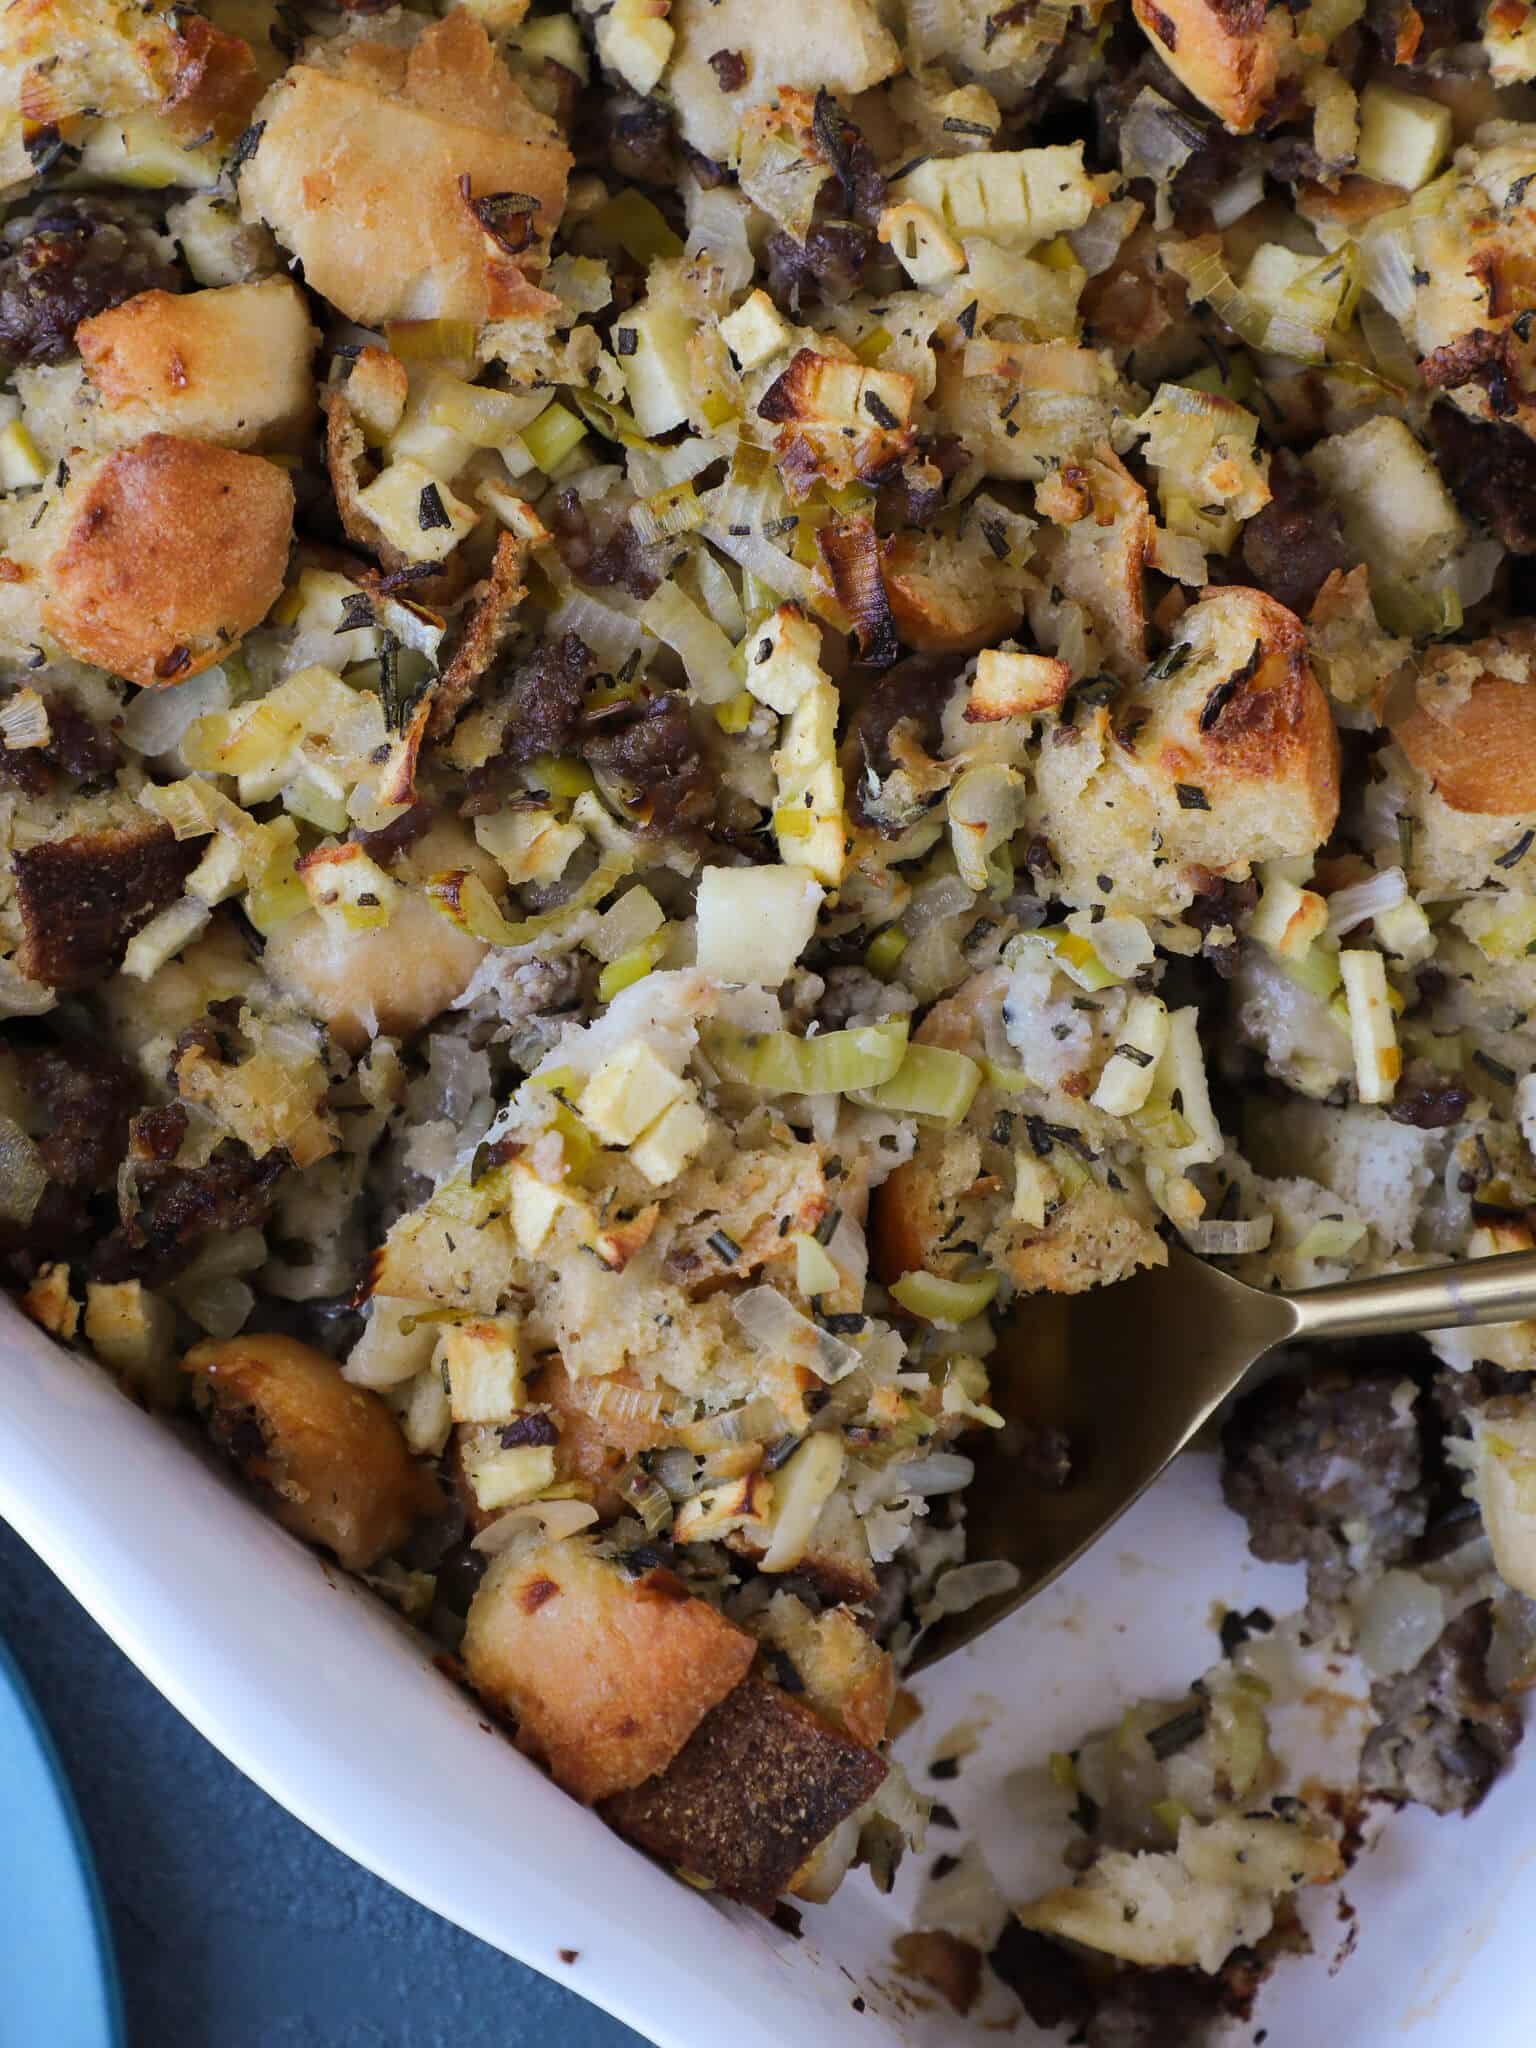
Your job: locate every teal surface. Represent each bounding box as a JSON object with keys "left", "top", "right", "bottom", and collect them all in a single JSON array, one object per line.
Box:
[{"left": 0, "top": 1631, "right": 124, "bottom": 2048}]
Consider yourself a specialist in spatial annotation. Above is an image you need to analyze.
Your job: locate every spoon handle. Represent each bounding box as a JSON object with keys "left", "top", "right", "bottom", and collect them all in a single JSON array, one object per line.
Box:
[{"left": 1286, "top": 1249, "right": 1536, "bottom": 1342}]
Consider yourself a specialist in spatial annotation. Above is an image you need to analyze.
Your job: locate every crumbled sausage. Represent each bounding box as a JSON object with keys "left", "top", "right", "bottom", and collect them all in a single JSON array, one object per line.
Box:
[
  {"left": 585, "top": 694, "right": 713, "bottom": 831},
  {"left": 91, "top": 1139, "right": 286, "bottom": 1285},
  {"left": 1221, "top": 1368, "right": 1428, "bottom": 1606},
  {"left": 1239, "top": 452, "right": 1355, "bottom": 617},
  {"left": 1429, "top": 407, "right": 1536, "bottom": 556},
  {"left": 1360, "top": 1601, "right": 1523, "bottom": 1814},
  {"left": 847, "top": 653, "right": 964, "bottom": 832},
  {"left": 0, "top": 196, "right": 182, "bottom": 368},
  {"left": 548, "top": 489, "right": 661, "bottom": 600}
]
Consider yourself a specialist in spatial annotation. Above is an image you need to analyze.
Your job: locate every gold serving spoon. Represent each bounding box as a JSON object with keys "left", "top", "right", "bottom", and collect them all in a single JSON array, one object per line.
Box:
[{"left": 908, "top": 1245, "right": 1536, "bottom": 1671}]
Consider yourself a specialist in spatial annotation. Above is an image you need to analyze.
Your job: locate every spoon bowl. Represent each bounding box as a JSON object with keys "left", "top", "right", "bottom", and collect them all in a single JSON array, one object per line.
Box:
[{"left": 908, "top": 1243, "right": 1536, "bottom": 1671}]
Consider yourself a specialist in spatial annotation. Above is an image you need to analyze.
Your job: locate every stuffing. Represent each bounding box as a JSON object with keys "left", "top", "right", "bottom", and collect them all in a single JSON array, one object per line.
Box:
[
  {"left": 663, "top": 0, "right": 900, "bottom": 161},
  {"left": 461, "top": 1536, "right": 757, "bottom": 1802},
  {"left": 181, "top": 1333, "right": 444, "bottom": 1570},
  {"left": 1129, "top": 0, "right": 1290, "bottom": 133},
  {"left": 1381, "top": 638, "right": 1536, "bottom": 892},
  {"left": 1025, "top": 585, "right": 1340, "bottom": 916},
  {"left": 72, "top": 279, "right": 317, "bottom": 451},
  {"left": 237, "top": 13, "right": 571, "bottom": 329},
  {"left": 264, "top": 822, "right": 497, "bottom": 1055},
  {"left": 39, "top": 435, "right": 293, "bottom": 686},
  {"left": 0, "top": 0, "right": 262, "bottom": 197}
]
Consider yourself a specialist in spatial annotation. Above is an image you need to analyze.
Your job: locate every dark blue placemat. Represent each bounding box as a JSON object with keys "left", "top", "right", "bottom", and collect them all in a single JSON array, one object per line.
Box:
[{"left": 0, "top": 1518, "right": 648, "bottom": 2048}]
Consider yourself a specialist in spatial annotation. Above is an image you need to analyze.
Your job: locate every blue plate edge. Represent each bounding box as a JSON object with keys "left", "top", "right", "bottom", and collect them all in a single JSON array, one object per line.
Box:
[{"left": 0, "top": 1632, "right": 126, "bottom": 2048}]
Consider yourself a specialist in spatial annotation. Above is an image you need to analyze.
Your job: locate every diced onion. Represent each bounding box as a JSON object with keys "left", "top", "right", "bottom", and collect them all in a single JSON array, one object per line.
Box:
[
  {"left": 1325, "top": 866, "right": 1408, "bottom": 939},
  {"left": 1183, "top": 1215, "right": 1274, "bottom": 1256},
  {"left": 640, "top": 580, "right": 738, "bottom": 704},
  {"left": 890, "top": 1451, "right": 976, "bottom": 1496},
  {"left": 0, "top": 957, "right": 55, "bottom": 1018},
  {"left": 1355, "top": 1568, "right": 1446, "bottom": 1677},
  {"left": 121, "top": 666, "right": 231, "bottom": 755},
  {"left": 732, "top": 1286, "right": 865, "bottom": 1383},
  {"left": 544, "top": 587, "right": 648, "bottom": 670},
  {"left": 1068, "top": 197, "right": 1141, "bottom": 278},
  {"left": 925, "top": 1558, "right": 1020, "bottom": 1613}
]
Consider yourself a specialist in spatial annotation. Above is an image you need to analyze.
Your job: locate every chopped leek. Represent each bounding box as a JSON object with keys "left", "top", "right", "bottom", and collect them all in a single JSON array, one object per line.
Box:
[
  {"left": 703, "top": 1018, "right": 909, "bottom": 1095},
  {"left": 597, "top": 930, "right": 668, "bottom": 1001},
  {"left": 425, "top": 857, "right": 630, "bottom": 947},
  {"left": 865, "top": 927, "right": 909, "bottom": 978},
  {"left": 891, "top": 1268, "right": 1000, "bottom": 1325},
  {"left": 864, "top": 1044, "right": 982, "bottom": 1125},
  {"left": 520, "top": 402, "right": 588, "bottom": 474}
]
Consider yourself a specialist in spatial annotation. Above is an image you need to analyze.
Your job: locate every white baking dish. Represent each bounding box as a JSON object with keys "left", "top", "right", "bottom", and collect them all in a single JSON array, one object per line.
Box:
[{"left": 0, "top": 1292, "right": 1528, "bottom": 2048}]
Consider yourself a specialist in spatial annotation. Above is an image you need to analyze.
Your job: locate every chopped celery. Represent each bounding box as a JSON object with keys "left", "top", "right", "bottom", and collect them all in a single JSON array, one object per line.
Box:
[
  {"left": 384, "top": 320, "right": 481, "bottom": 366},
  {"left": 865, "top": 1044, "right": 982, "bottom": 1125},
  {"left": 891, "top": 1268, "right": 1000, "bottom": 1324},
  {"left": 714, "top": 689, "right": 755, "bottom": 734},
  {"left": 854, "top": 325, "right": 894, "bottom": 364},
  {"left": 426, "top": 857, "right": 629, "bottom": 946}
]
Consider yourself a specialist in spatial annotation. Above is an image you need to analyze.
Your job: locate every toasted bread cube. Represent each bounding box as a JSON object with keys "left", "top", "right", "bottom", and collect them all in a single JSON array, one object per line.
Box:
[
  {"left": 41, "top": 437, "right": 293, "bottom": 688},
  {"left": 76, "top": 279, "right": 317, "bottom": 451},
  {"left": 673, "top": 1469, "right": 774, "bottom": 1544},
  {"left": 181, "top": 1333, "right": 444, "bottom": 1569},
  {"left": 601, "top": 1677, "right": 888, "bottom": 1906},
  {"left": 462, "top": 1538, "right": 757, "bottom": 1801},
  {"left": 968, "top": 649, "right": 1071, "bottom": 721},
  {"left": 437, "top": 1315, "right": 527, "bottom": 1423}
]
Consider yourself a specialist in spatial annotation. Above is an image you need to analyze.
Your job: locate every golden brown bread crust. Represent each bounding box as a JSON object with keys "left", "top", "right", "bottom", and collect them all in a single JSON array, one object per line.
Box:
[
  {"left": 42, "top": 436, "right": 293, "bottom": 687},
  {"left": 1131, "top": 0, "right": 1281, "bottom": 132},
  {"left": 12, "top": 818, "right": 197, "bottom": 989},
  {"left": 76, "top": 280, "right": 318, "bottom": 450},
  {"left": 600, "top": 1677, "right": 888, "bottom": 1909},
  {"left": 1032, "top": 445, "right": 1150, "bottom": 684},
  {"left": 881, "top": 530, "right": 1027, "bottom": 654},
  {"left": 237, "top": 14, "right": 571, "bottom": 328},
  {"left": 1395, "top": 671, "right": 1536, "bottom": 814},
  {"left": 181, "top": 1333, "right": 443, "bottom": 1571},
  {"left": 1146, "top": 584, "right": 1340, "bottom": 831},
  {"left": 462, "top": 1539, "right": 757, "bottom": 1804}
]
